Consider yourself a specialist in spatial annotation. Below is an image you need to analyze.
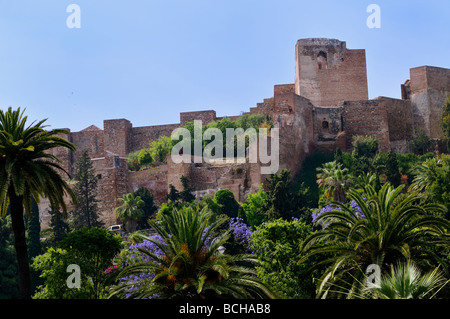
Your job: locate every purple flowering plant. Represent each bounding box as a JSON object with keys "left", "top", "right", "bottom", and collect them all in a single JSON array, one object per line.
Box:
[
  {"left": 112, "top": 234, "right": 166, "bottom": 299},
  {"left": 229, "top": 217, "right": 253, "bottom": 251},
  {"left": 312, "top": 199, "right": 366, "bottom": 228}
]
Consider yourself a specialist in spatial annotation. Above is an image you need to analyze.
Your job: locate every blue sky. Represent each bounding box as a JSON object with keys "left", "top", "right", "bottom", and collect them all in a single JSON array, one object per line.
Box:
[{"left": 0, "top": 0, "right": 449, "bottom": 131}]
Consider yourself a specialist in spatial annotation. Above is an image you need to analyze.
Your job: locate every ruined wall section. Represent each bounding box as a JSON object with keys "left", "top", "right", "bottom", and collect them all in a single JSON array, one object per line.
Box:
[
  {"left": 91, "top": 154, "right": 129, "bottom": 227},
  {"left": 295, "top": 38, "right": 368, "bottom": 107},
  {"left": 167, "top": 155, "right": 193, "bottom": 192},
  {"left": 312, "top": 106, "right": 342, "bottom": 153},
  {"left": 273, "top": 91, "right": 314, "bottom": 176},
  {"left": 410, "top": 66, "right": 450, "bottom": 139},
  {"left": 249, "top": 97, "right": 274, "bottom": 116},
  {"left": 128, "top": 167, "right": 169, "bottom": 205},
  {"left": 189, "top": 162, "right": 249, "bottom": 202},
  {"left": 341, "top": 100, "right": 391, "bottom": 152},
  {"left": 375, "top": 97, "right": 414, "bottom": 152}
]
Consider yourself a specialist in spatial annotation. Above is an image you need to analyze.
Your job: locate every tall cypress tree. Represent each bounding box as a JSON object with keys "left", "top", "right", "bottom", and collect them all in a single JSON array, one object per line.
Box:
[
  {"left": 386, "top": 151, "right": 401, "bottom": 188},
  {"left": 70, "top": 149, "right": 104, "bottom": 230},
  {"left": 179, "top": 175, "right": 195, "bottom": 203},
  {"left": 48, "top": 209, "right": 70, "bottom": 246}
]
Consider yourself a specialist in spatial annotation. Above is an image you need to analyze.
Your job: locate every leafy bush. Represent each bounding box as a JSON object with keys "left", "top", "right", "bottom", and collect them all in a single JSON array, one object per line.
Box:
[
  {"left": 127, "top": 151, "right": 141, "bottom": 171},
  {"left": 241, "top": 185, "right": 268, "bottom": 229},
  {"left": 352, "top": 135, "right": 379, "bottom": 159},
  {"left": 250, "top": 218, "right": 315, "bottom": 299},
  {"left": 33, "top": 227, "right": 123, "bottom": 299},
  {"left": 214, "top": 189, "right": 240, "bottom": 219},
  {"left": 410, "top": 127, "right": 431, "bottom": 155},
  {"left": 149, "top": 136, "right": 173, "bottom": 163},
  {"left": 138, "top": 148, "right": 153, "bottom": 167}
]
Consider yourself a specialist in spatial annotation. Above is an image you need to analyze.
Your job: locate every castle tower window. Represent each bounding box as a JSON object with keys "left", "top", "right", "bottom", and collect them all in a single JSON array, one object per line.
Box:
[
  {"left": 317, "top": 51, "right": 328, "bottom": 70},
  {"left": 322, "top": 120, "right": 329, "bottom": 131}
]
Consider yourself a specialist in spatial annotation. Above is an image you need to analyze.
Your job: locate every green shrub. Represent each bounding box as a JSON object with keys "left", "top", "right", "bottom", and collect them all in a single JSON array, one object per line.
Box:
[
  {"left": 137, "top": 148, "right": 153, "bottom": 167},
  {"left": 127, "top": 151, "right": 140, "bottom": 171},
  {"left": 241, "top": 185, "right": 268, "bottom": 229},
  {"left": 214, "top": 189, "right": 240, "bottom": 219},
  {"left": 250, "top": 218, "right": 315, "bottom": 299},
  {"left": 149, "top": 136, "right": 173, "bottom": 163}
]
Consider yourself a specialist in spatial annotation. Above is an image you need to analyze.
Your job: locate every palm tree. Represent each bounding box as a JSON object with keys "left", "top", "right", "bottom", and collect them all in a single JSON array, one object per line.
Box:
[
  {"left": 410, "top": 157, "right": 440, "bottom": 192},
  {"left": 299, "top": 183, "right": 450, "bottom": 298},
  {"left": 0, "top": 107, "right": 76, "bottom": 299},
  {"left": 363, "top": 260, "right": 449, "bottom": 299},
  {"left": 316, "top": 161, "right": 352, "bottom": 203},
  {"left": 116, "top": 193, "right": 145, "bottom": 233},
  {"left": 353, "top": 172, "right": 378, "bottom": 192},
  {"left": 109, "top": 206, "right": 276, "bottom": 299}
]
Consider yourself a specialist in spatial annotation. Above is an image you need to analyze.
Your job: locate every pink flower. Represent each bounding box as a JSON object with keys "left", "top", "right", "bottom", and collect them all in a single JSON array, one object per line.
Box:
[{"left": 104, "top": 265, "right": 118, "bottom": 274}]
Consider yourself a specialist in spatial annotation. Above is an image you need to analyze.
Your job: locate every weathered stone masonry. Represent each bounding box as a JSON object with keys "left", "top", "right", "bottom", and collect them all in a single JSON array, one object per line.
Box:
[{"left": 40, "top": 38, "right": 450, "bottom": 229}]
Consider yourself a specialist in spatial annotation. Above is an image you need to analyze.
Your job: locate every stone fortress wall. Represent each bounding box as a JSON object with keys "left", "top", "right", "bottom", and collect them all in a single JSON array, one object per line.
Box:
[{"left": 40, "top": 38, "right": 450, "bottom": 229}]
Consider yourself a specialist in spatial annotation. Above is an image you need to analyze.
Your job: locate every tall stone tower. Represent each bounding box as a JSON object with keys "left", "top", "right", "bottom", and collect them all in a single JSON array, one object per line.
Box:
[
  {"left": 408, "top": 66, "right": 450, "bottom": 139},
  {"left": 295, "top": 38, "right": 369, "bottom": 106}
]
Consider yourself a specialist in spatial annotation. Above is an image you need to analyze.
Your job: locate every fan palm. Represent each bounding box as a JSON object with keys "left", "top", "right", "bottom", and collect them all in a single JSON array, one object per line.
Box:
[
  {"left": 109, "top": 206, "right": 276, "bottom": 299},
  {"left": 299, "top": 183, "right": 450, "bottom": 298},
  {"left": 363, "top": 260, "right": 449, "bottom": 299},
  {"left": 0, "top": 107, "right": 76, "bottom": 298},
  {"left": 316, "top": 161, "right": 352, "bottom": 203},
  {"left": 116, "top": 193, "right": 145, "bottom": 232}
]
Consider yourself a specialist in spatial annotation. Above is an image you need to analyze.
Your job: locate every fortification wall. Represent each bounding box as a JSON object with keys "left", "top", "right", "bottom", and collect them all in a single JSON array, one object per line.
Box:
[
  {"left": 273, "top": 92, "right": 314, "bottom": 175},
  {"left": 103, "top": 119, "right": 132, "bottom": 157},
  {"left": 341, "top": 100, "right": 391, "bottom": 152},
  {"left": 250, "top": 97, "right": 274, "bottom": 116},
  {"left": 128, "top": 166, "right": 169, "bottom": 205},
  {"left": 92, "top": 154, "right": 129, "bottom": 228},
  {"left": 190, "top": 162, "right": 248, "bottom": 202},
  {"left": 180, "top": 110, "right": 217, "bottom": 125},
  {"left": 312, "top": 106, "right": 342, "bottom": 153},
  {"left": 47, "top": 129, "right": 73, "bottom": 176},
  {"left": 375, "top": 96, "right": 414, "bottom": 152},
  {"left": 70, "top": 130, "right": 104, "bottom": 170},
  {"left": 130, "top": 123, "right": 180, "bottom": 153}
]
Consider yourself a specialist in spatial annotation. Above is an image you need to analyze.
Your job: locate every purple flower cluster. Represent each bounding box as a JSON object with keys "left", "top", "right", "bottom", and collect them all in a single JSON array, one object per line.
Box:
[
  {"left": 229, "top": 217, "right": 253, "bottom": 251},
  {"left": 312, "top": 205, "right": 340, "bottom": 224},
  {"left": 349, "top": 200, "right": 366, "bottom": 219},
  {"left": 312, "top": 201, "right": 366, "bottom": 227},
  {"left": 203, "top": 225, "right": 213, "bottom": 247},
  {"left": 119, "top": 234, "right": 166, "bottom": 299},
  {"left": 127, "top": 235, "right": 166, "bottom": 261}
]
